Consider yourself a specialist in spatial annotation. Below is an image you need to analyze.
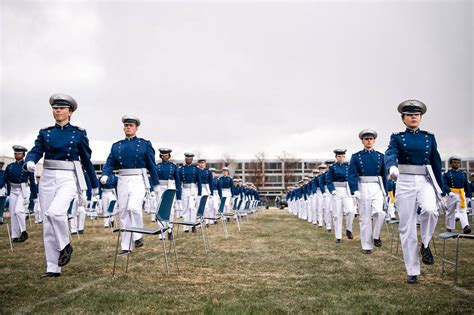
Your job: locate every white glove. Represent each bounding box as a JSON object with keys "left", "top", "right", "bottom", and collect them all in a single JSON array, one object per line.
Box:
[
  {"left": 331, "top": 190, "right": 337, "bottom": 196},
  {"left": 323, "top": 192, "right": 329, "bottom": 197},
  {"left": 389, "top": 166, "right": 399, "bottom": 181},
  {"left": 153, "top": 185, "right": 160, "bottom": 193},
  {"left": 100, "top": 176, "right": 108, "bottom": 185},
  {"left": 23, "top": 198, "right": 29, "bottom": 206},
  {"left": 150, "top": 191, "right": 156, "bottom": 199},
  {"left": 353, "top": 191, "right": 361, "bottom": 200},
  {"left": 26, "top": 161, "right": 36, "bottom": 173},
  {"left": 92, "top": 188, "right": 99, "bottom": 197}
]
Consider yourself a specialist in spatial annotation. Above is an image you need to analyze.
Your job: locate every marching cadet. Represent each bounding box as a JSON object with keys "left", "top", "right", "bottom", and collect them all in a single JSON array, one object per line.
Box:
[
  {"left": 386, "top": 178, "right": 397, "bottom": 220},
  {"left": 1, "top": 146, "right": 37, "bottom": 242},
  {"left": 310, "top": 171, "right": 320, "bottom": 225},
  {"left": 100, "top": 115, "right": 159, "bottom": 254},
  {"left": 25, "top": 94, "right": 99, "bottom": 277},
  {"left": 0, "top": 159, "right": 5, "bottom": 201},
  {"left": 385, "top": 100, "right": 445, "bottom": 284},
  {"left": 324, "top": 160, "right": 336, "bottom": 232},
  {"left": 327, "top": 150, "right": 355, "bottom": 243},
  {"left": 155, "top": 148, "right": 181, "bottom": 238},
  {"left": 217, "top": 167, "right": 233, "bottom": 214},
  {"left": 197, "top": 159, "right": 214, "bottom": 226},
  {"left": 208, "top": 168, "right": 220, "bottom": 223},
  {"left": 178, "top": 153, "right": 202, "bottom": 232},
  {"left": 316, "top": 164, "right": 329, "bottom": 231},
  {"left": 443, "top": 156, "right": 471, "bottom": 234},
  {"left": 100, "top": 174, "right": 118, "bottom": 228},
  {"left": 348, "top": 129, "right": 387, "bottom": 254}
]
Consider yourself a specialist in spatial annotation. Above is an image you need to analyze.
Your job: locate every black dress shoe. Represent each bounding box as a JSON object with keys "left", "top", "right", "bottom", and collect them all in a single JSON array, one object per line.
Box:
[
  {"left": 184, "top": 230, "right": 189, "bottom": 233},
  {"left": 346, "top": 230, "right": 353, "bottom": 239},
  {"left": 463, "top": 225, "right": 472, "bottom": 234},
  {"left": 41, "top": 272, "right": 61, "bottom": 278},
  {"left": 168, "top": 232, "right": 174, "bottom": 240},
  {"left": 118, "top": 250, "right": 131, "bottom": 256},
  {"left": 110, "top": 221, "right": 114, "bottom": 228},
  {"left": 335, "top": 239, "right": 341, "bottom": 243},
  {"left": 19, "top": 231, "right": 28, "bottom": 242},
  {"left": 446, "top": 228, "right": 452, "bottom": 232},
  {"left": 327, "top": 229, "right": 331, "bottom": 233},
  {"left": 12, "top": 238, "right": 19, "bottom": 243},
  {"left": 362, "top": 249, "right": 372, "bottom": 254},
  {"left": 58, "top": 244, "right": 73, "bottom": 267},
  {"left": 135, "top": 238, "right": 144, "bottom": 248},
  {"left": 192, "top": 227, "right": 197, "bottom": 233},
  {"left": 78, "top": 230, "right": 84, "bottom": 235},
  {"left": 407, "top": 275, "right": 418, "bottom": 284},
  {"left": 420, "top": 243, "right": 434, "bottom": 265},
  {"left": 374, "top": 239, "right": 382, "bottom": 247}
]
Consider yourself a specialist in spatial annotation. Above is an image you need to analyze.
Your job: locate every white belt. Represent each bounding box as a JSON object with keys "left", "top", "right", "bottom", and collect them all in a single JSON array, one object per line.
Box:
[
  {"left": 183, "top": 183, "right": 196, "bottom": 188},
  {"left": 159, "top": 179, "right": 175, "bottom": 186},
  {"left": 334, "top": 182, "right": 347, "bottom": 187},
  {"left": 222, "top": 188, "right": 231, "bottom": 192},
  {"left": 399, "top": 164, "right": 427, "bottom": 175},
  {"left": 103, "top": 188, "right": 115, "bottom": 193},
  {"left": 10, "top": 183, "right": 23, "bottom": 189},
  {"left": 118, "top": 169, "right": 143, "bottom": 176},
  {"left": 359, "top": 176, "right": 379, "bottom": 183},
  {"left": 43, "top": 159, "right": 75, "bottom": 170}
]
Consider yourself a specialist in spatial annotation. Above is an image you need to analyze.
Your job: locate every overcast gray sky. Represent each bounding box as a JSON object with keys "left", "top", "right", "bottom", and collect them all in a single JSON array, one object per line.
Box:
[{"left": 1, "top": 0, "right": 473, "bottom": 162}]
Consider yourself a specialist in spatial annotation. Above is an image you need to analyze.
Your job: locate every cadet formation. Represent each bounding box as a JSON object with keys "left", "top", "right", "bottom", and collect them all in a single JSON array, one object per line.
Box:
[{"left": 0, "top": 95, "right": 472, "bottom": 285}]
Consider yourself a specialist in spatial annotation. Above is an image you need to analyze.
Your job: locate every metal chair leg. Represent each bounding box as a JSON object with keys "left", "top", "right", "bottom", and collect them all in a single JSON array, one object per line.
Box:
[
  {"left": 203, "top": 219, "right": 210, "bottom": 250},
  {"left": 199, "top": 222, "right": 208, "bottom": 255},
  {"left": 235, "top": 214, "right": 241, "bottom": 232},
  {"left": 455, "top": 236, "right": 460, "bottom": 285},
  {"left": 6, "top": 223, "right": 13, "bottom": 253},
  {"left": 171, "top": 233, "right": 179, "bottom": 272},
  {"left": 125, "top": 232, "right": 133, "bottom": 273},
  {"left": 160, "top": 230, "right": 170, "bottom": 276},
  {"left": 442, "top": 239, "right": 447, "bottom": 274},
  {"left": 112, "top": 230, "right": 121, "bottom": 277},
  {"left": 221, "top": 216, "right": 228, "bottom": 239}
]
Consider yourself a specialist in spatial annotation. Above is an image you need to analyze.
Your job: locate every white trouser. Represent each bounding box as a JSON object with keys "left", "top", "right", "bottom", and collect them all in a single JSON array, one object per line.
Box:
[
  {"left": 40, "top": 169, "right": 77, "bottom": 273},
  {"left": 70, "top": 196, "right": 86, "bottom": 233},
  {"left": 201, "top": 184, "right": 211, "bottom": 223},
  {"left": 34, "top": 198, "right": 43, "bottom": 223},
  {"left": 117, "top": 175, "right": 146, "bottom": 250},
  {"left": 181, "top": 185, "right": 198, "bottom": 231},
  {"left": 397, "top": 174, "right": 438, "bottom": 276},
  {"left": 445, "top": 192, "right": 469, "bottom": 230},
  {"left": 310, "top": 194, "right": 317, "bottom": 224},
  {"left": 209, "top": 190, "right": 219, "bottom": 223},
  {"left": 357, "top": 182, "right": 385, "bottom": 250},
  {"left": 316, "top": 191, "right": 324, "bottom": 226},
  {"left": 323, "top": 193, "right": 332, "bottom": 230},
  {"left": 155, "top": 181, "right": 176, "bottom": 232},
  {"left": 332, "top": 187, "right": 355, "bottom": 240},
  {"left": 222, "top": 189, "right": 232, "bottom": 214},
  {"left": 387, "top": 200, "right": 396, "bottom": 219},
  {"left": 9, "top": 187, "right": 28, "bottom": 238},
  {"left": 102, "top": 190, "right": 117, "bottom": 227}
]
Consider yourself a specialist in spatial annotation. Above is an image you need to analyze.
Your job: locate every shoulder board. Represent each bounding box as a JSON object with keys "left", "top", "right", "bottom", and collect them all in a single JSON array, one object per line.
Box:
[
  {"left": 392, "top": 131, "right": 404, "bottom": 136},
  {"left": 113, "top": 140, "right": 122, "bottom": 145},
  {"left": 376, "top": 151, "right": 384, "bottom": 156},
  {"left": 41, "top": 126, "right": 54, "bottom": 130},
  {"left": 421, "top": 130, "right": 434, "bottom": 136},
  {"left": 71, "top": 125, "right": 85, "bottom": 131}
]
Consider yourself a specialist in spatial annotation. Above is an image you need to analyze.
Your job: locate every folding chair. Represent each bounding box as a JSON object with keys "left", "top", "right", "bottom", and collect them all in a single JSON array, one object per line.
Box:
[
  {"left": 112, "top": 189, "right": 177, "bottom": 277},
  {"left": 172, "top": 195, "right": 209, "bottom": 254},
  {"left": 203, "top": 197, "right": 229, "bottom": 239},
  {"left": 221, "top": 198, "right": 241, "bottom": 232},
  {"left": 0, "top": 196, "right": 13, "bottom": 252},
  {"left": 97, "top": 200, "right": 117, "bottom": 230},
  {"left": 439, "top": 231, "right": 474, "bottom": 285}
]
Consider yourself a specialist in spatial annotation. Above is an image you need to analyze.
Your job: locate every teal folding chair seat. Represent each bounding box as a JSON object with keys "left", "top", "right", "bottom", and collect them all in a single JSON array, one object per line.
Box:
[
  {"left": 203, "top": 197, "right": 229, "bottom": 239},
  {"left": 439, "top": 231, "right": 474, "bottom": 285},
  {"left": 172, "top": 195, "right": 209, "bottom": 254},
  {"left": 112, "top": 189, "right": 177, "bottom": 277}
]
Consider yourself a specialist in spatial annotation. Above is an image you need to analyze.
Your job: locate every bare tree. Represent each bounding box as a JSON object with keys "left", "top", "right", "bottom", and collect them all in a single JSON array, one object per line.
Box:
[
  {"left": 277, "top": 150, "right": 302, "bottom": 192},
  {"left": 222, "top": 153, "right": 237, "bottom": 177},
  {"left": 246, "top": 152, "right": 265, "bottom": 189}
]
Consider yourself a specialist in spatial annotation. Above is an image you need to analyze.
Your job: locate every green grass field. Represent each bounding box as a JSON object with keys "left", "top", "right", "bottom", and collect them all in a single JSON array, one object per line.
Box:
[{"left": 1, "top": 208, "right": 473, "bottom": 314}]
